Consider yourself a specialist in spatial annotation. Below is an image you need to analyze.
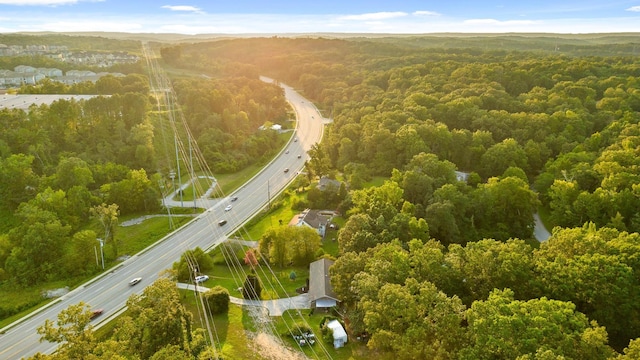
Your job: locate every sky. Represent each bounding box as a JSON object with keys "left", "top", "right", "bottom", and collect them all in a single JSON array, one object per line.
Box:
[{"left": 0, "top": 0, "right": 639, "bottom": 35}]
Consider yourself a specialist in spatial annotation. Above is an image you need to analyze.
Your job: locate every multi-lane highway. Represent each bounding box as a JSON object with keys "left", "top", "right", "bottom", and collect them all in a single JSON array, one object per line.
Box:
[{"left": 0, "top": 77, "right": 325, "bottom": 360}]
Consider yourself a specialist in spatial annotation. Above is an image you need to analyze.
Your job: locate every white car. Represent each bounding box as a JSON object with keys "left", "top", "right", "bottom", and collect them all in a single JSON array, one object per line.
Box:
[
  {"left": 195, "top": 275, "right": 209, "bottom": 283},
  {"left": 224, "top": 204, "right": 232, "bottom": 211},
  {"left": 129, "top": 277, "right": 142, "bottom": 286}
]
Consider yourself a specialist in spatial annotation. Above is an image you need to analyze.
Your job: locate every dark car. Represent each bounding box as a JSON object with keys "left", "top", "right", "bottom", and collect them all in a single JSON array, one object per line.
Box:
[
  {"left": 284, "top": 168, "right": 290, "bottom": 173},
  {"left": 230, "top": 196, "right": 238, "bottom": 202},
  {"left": 218, "top": 219, "right": 227, "bottom": 226}
]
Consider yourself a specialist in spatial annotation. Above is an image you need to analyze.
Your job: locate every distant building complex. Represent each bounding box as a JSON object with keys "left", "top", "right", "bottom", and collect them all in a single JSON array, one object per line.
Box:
[{"left": 0, "top": 43, "right": 137, "bottom": 88}]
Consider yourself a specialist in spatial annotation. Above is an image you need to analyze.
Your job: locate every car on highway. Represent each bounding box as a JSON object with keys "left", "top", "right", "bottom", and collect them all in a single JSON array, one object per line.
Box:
[
  {"left": 284, "top": 168, "right": 289, "bottom": 173},
  {"left": 129, "top": 277, "right": 142, "bottom": 286},
  {"left": 298, "top": 154, "right": 302, "bottom": 159},
  {"left": 218, "top": 219, "right": 227, "bottom": 226},
  {"left": 195, "top": 275, "right": 209, "bottom": 283},
  {"left": 90, "top": 308, "right": 104, "bottom": 319},
  {"left": 224, "top": 204, "right": 232, "bottom": 211},
  {"left": 294, "top": 138, "right": 298, "bottom": 142},
  {"left": 230, "top": 196, "right": 238, "bottom": 202},
  {"left": 285, "top": 150, "right": 289, "bottom": 154}
]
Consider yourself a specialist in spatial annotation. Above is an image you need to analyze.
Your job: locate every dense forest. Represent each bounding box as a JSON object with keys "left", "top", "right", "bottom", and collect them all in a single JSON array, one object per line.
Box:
[{"left": 160, "top": 35, "right": 640, "bottom": 357}]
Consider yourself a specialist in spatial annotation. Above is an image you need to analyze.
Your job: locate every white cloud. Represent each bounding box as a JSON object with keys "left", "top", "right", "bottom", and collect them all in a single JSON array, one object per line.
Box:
[
  {"left": 30, "top": 20, "right": 143, "bottom": 32},
  {"left": 0, "top": 0, "right": 79, "bottom": 4},
  {"left": 413, "top": 10, "right": 440, "bottom": 17},
  {"left": 464, "top": 18, "right": 538, "bottom": 26},
  {"left": 339, "top": 12, "right": 407, "bottom": 21},
  {"left": 626, "top": 6, "right": 640, "bottom": 12},
  {"left": 161, "top": 5, "right": 204, "bottom": 14}
]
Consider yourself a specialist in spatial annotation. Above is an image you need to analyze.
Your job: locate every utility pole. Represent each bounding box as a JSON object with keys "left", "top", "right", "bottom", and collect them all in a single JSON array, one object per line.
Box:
[
  {"left": 175, "top": 135, "right": 183, "bottom": 207},
  {"left": 189, "top": 136, "right": 196, "bottom": 209}
]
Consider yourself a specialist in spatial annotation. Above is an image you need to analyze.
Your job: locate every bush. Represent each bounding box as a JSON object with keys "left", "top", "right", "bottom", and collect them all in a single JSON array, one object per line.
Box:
[
  {"left": 291, "top": 197, "right": 309, "bottom": 211},
  {"left": 204, "top": 286, "right": 230, "bottom": 314},
  {"left": 242, "top": 274, "right": 262, "bottom": 300}
]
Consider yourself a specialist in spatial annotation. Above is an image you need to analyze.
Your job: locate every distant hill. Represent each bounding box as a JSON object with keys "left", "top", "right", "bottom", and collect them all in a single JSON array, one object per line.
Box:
[{"left": 2, "top": 31, "right": 639, "bottom": 56}]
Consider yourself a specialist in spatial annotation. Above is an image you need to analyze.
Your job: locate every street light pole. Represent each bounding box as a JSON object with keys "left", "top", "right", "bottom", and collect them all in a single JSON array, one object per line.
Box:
[
  {"left": 169, "top": 170, "right": 176, "bottom": 199},
  {"left": 160, "top": 177, "right": 174, "bottom": 230},
  {"left": 97, "top": 238, "right": 105, "bottom": 270}
]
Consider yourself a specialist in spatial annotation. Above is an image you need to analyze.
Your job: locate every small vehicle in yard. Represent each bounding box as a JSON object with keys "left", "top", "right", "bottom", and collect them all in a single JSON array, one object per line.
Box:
[{"left": 195, "top": 275, "right": 209, "bottom": 283}]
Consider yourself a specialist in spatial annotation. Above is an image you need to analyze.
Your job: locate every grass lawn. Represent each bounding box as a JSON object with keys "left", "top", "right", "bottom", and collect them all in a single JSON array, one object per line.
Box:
[
  {"left": 236, "top": 189, "right": 303, "bottom": 241},
  {"left": 362, "top": 176, "right": 387, "bottom": 188},
  {"left": 207, "top": 242, "right": 309, "bottom": 299},
  {"left": 179, "top": 287, "right": 379, "bottom": 360},
  {"left": 180, "top": 290, "right": 258, "bottom": 360},
  {"left": 174, "top": 176, "right": 216, "bottom": 202},
  {"left": 116, "top": 215, "right": 193, "bottom": 256},
  {"left": 213, "top": 163, "right": 268, "bottom": 197},
  {"left": 273, "top": 310, "right": 380, "bottom": 360},
  {"left": 0, "top": 281, "right": 61, "bottom": 329}
]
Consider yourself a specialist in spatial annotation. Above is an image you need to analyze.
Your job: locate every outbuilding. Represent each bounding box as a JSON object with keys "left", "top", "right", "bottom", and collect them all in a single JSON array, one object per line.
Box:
[{"left": 326, "top": 320, "right": 347, "bottom": 348}]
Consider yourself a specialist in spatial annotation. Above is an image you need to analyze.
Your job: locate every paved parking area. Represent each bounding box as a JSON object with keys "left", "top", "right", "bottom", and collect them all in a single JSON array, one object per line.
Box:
[{"left": 0, "top": 94, "right": 97, "bottom": 110}]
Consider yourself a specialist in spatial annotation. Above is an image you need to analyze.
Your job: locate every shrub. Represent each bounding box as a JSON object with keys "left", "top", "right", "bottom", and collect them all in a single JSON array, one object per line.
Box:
[{"left": 203, "top": 286, "right": 230, "bottom": 314}]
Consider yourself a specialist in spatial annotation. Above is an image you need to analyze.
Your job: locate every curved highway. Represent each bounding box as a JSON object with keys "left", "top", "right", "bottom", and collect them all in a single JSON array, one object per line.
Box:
[{"left": 0, "top": 77, "right": 325, "bottom": 360}]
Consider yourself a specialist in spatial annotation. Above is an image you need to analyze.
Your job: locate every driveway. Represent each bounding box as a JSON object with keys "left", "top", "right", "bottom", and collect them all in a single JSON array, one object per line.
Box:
[
  {"left": 534, "top": 213, "right": 551, "bottom": 242},
  {"left": 177, "top": 283, "right": 310, "bottom": 316}
]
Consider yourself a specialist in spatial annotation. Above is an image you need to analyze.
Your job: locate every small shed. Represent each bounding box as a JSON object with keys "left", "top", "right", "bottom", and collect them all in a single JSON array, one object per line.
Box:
[{"left": 326, "top": 320, "right": 347, "bottom": 348}]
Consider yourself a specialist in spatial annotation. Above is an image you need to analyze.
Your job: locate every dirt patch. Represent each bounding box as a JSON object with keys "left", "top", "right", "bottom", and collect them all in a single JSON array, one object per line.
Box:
[
  {"left": 245, "top": 305, "right": 308, "bottom": 360},
  {"left": 42, "top": 287, "right": 69, "bottom": 298},
  {"left": 249, "top": 333, "right": 308, "bottom": 360}
]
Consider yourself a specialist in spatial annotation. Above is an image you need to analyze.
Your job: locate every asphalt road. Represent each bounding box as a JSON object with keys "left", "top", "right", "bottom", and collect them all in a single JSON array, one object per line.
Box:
[{"left": 0, "top": 77, "right": 325, "bottom": 360}]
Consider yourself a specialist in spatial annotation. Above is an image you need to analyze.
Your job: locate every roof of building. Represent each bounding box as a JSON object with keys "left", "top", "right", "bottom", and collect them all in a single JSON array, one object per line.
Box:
[
  {"left": 327, "top": 320, "right": 347, "bottom": 340},
  {"left": 317, "top": 176, "right": 341, "bottom": 191},
  {"left": 299, "top": 209, "right": 328, "bottom": 229},
  {"left": 308, "top": 258, "right": 339, "bottom": 305}
]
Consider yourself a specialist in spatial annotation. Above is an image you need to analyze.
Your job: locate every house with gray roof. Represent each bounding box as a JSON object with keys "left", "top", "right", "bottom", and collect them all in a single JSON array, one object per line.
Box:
[
  {"left": 317, "top": 176, "right": 341, "bottom": 192},
  {"left": 308, "top": 258, "right": 339, "bottom": 310},
  {"left": 290, "top": 209, "right": 328, "bottom": 238}
]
